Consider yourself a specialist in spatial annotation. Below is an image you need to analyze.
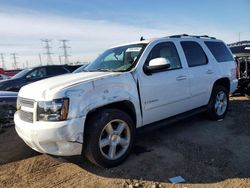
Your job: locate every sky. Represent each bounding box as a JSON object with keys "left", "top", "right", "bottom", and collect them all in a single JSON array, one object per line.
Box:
[{"left": 0, "top": 0, "right": 250, "bottom": 70}]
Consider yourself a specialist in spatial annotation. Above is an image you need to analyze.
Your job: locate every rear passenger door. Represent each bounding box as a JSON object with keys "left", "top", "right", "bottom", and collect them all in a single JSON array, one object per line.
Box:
[{"left": 181, "top": 41, "right": 215, "bottom": 107}]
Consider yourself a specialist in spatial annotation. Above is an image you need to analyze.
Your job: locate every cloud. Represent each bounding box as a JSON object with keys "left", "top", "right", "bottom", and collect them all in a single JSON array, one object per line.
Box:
[
  {"left": 0, "top": 7, "right": 246, "bottom": 70},
  {"left": 0, "top": 10, "right": 169, "bottom": 69}
]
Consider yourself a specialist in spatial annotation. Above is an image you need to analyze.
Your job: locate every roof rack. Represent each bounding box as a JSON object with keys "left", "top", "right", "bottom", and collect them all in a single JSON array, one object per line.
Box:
[{"left": 168, "top": 34, "right": 216, "bottom": 40}]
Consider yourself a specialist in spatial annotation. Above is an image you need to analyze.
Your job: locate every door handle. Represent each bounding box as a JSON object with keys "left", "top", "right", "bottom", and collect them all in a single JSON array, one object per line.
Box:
[
  {"left": 206, "top": 70, "right": 214, "bottom": 74},
  {"left": 176, "top": 75, "right": 187, "bottom": 81}
]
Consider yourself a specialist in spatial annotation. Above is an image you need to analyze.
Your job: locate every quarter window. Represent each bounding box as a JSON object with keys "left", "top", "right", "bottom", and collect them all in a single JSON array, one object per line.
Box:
[
  {"left": 181, "top": 41, "right": 208, "bottom": 67},
  {"left": 205, "top": 41, "right": 234, "bottom": 62}
]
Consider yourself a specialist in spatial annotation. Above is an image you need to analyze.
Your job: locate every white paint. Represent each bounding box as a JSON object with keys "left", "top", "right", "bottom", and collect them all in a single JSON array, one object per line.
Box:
[{"left": 15, "top": 36, "right": 238, "bottom": 156}]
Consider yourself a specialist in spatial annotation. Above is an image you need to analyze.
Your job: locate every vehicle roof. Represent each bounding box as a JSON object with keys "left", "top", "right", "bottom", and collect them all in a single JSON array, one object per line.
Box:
[{"left": 111, "top": 34, "right": 222, "bottom": 48}]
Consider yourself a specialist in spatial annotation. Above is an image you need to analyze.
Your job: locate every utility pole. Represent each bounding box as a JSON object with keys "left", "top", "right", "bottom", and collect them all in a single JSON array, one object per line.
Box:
[
  {"left": 0, "top": 53, "right": 6, "bottom": 70},
  {"left": 59, "top": 55, "right": 62, "bottom": 64},
  {"left": 59, "top": 40, "right": 70, "bottom": 64},
  {"left": 26, "top": 60, "right": 29, "bottom": 68},
  {"left": 38, "top": 53, "right": 43, "bottom": 66},
  {"left": 41, "top": 39, "right": 53, "bottom": 65},
  {"left": 10, "top": 53, "right": 18, "bottom": 69}
]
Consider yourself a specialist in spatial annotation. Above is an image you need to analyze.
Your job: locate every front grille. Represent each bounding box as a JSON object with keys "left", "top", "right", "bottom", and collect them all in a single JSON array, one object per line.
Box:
[
  {"left": 19, "top": 110, "right": 33, "bottom": 123},
  {"left": 19, "top": 98, "right": 34, "bottom": 108}
]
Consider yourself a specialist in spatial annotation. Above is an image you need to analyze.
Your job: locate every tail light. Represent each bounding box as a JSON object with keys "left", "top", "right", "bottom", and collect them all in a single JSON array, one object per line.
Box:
[{"left": 232, "top": 60, "right": 239, "bottom": 79}]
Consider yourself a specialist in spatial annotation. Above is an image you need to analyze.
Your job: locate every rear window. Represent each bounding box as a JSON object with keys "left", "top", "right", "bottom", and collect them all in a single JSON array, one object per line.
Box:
[
  {"left": 205, "top": 41, "right": 234, "bottom": 62},
  {"left": 46, "top": 67, "right": 68, "bottom": 76}
]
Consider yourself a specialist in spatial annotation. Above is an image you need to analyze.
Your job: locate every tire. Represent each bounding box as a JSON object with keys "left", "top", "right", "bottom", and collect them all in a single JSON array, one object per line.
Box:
[
  {"left": 207, "top": 85, "right": 229, "bottom": 120},
  {"left": 83, "top": 108, "right": 135, "bottom": 168}
]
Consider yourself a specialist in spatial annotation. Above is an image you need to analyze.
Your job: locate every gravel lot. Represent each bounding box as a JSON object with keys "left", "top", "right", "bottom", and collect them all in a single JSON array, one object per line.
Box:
[{"left": 0, "top": 96, "right": 250, "bottom": 188}]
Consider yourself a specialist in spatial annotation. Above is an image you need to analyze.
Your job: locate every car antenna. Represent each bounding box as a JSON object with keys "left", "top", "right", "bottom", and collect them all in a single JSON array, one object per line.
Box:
[{"left": 140, "top": 36, "right": 145, "bottom": 41}]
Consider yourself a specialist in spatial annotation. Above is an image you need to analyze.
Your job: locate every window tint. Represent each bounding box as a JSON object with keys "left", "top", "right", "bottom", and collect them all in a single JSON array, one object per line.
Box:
[
  {"left": 47, "top": 66, "right": 68, "bottom": 76},
  {"left": 181, "top": 41, "right": 207, "bottom": 67},
  {"left": 146, "top": 42, "right": 182, "bottom": 70},
  {"left": 205, "top": 41, "right": 234, "bottom": 62},
  {"left": 26, "top": 68, "right": 47, "bottom": 79}
]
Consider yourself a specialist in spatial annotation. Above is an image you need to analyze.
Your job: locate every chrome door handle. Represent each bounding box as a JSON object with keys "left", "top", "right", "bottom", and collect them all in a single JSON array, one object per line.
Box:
[
  {"left": 206, "top": 70, "right": 214, "bottom": 74},
  {"left": 176, "top": 75, "right": 187, "bottom": 81}
]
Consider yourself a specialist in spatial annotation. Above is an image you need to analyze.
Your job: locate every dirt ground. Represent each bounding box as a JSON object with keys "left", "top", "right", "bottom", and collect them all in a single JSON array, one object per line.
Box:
[{"left": 0, "top": 96, "right": 250, "bottom": 188}]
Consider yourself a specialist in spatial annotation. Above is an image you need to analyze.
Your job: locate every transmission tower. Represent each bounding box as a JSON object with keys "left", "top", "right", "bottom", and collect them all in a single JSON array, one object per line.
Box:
[
  {"left": 10, "top": 53, "right": 18, "bottom": 69},
  {"left": 0, "top": 53, "right": 6, "bottom": 70},
  {"left": 59, "top": 40, "right": 71, "bottom": 64},
  {"left": 41, "top": 39, "right": 53, "bottom": 65}
]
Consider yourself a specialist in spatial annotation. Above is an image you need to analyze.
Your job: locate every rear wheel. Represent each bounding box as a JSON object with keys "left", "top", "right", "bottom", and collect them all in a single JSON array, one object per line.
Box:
[
  {"left": 207, "top": 85, "right": 229, "bottom": 120},
  {"left": 83, "top": 108, "right": 135, "bottom": 168}
]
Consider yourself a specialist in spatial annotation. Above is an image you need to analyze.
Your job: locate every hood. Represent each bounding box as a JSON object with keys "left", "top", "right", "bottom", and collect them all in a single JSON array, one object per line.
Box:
[
  {"left": 19, "top": 72, "right": 118, "bottom": 100},
  {"left": 0, "top": 79, "right": 17, "bottom": 89}
]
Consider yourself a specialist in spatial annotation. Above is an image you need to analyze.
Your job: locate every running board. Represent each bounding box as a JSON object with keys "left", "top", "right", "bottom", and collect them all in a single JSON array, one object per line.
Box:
[{"left": 137, "top": 106, "right": 208, "bottom": 134}]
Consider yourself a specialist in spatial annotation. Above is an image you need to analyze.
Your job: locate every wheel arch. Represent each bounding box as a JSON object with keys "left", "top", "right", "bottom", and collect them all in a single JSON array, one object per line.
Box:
[
  {"left": 85, "top": 100, "right": 137, "bottom": 127},
  {"left": 213, "top": 77, "right": 230, "bottom": 92}
]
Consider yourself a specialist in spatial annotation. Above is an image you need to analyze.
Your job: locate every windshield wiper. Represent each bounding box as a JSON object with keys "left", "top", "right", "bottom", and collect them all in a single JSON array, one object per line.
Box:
[{"left": 88, "top": 68, "right": 114, "bottom": 72}]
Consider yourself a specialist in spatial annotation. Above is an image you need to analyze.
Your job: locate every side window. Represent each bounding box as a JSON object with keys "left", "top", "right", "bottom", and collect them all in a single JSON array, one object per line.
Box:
[
  {"left": 26, "top": 68, "right": 47, "bottom": 79},
  {"left": 146, "top": 42, "right": 182, "bottom": 70},
  {"left": 47, "top": 67, "right": 68, "bottom": 76},
  {"left": 181, "top": 41, "right": 208, "bottom": 67},
  {"left": 205, "top": 41, "right": 234, "bottom": 62}
]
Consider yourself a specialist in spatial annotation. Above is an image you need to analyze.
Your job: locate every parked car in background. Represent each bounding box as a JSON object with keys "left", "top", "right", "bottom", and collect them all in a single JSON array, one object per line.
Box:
[
  {"left": 0, "top": 65, "right": 80, "bottom": 92},
  {"left": 0, "top": 74, "right": 10, "bottom": 80},
  {"left": 228, "top": 40, "right": 250, "bottom": 95},
  {"left": 0, "top": 68, "right": 19, "bottom": 77},
  {"left": 0, "top": 91, "right": 17, "bottom": 124},
  {"left": 73, "top": 63, "right": 89, "bottom": 73}
]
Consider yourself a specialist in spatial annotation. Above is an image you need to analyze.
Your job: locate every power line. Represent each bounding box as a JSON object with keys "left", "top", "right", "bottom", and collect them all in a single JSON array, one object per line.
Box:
[
  {"left": 59, "top": 40, "right": 71, "bottom": 64},
  {"left": 41, "top": 39, "right": 53, "bottom": 65},
  {"left": 0, "top": 53, "right": 6, "bottom": 70},
  {"left": 10, "top": 53, "right": 18, "bottom": 69}
]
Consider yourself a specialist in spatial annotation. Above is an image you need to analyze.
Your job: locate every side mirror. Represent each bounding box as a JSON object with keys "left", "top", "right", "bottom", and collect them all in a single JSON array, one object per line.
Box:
[
  {"left": 25, "top": 75, "right": 32, "bottom": 80},
  {"left": 145, "top": 57, "right": 170, "bottom": 73}
]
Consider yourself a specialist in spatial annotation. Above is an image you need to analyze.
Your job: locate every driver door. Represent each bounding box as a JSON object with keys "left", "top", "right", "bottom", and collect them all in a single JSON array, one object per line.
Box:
[{"left": 139, "top": 42, "right": 191, "bottom": 125}]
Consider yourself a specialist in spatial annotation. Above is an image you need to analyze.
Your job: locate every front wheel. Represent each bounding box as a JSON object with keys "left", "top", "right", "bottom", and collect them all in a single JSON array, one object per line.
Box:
[
  {"left": 83, "top": 109, "right": 135, "bottom": 168},
  {"left": 207, "top": 85, "right": 229, "bottom": 120}
]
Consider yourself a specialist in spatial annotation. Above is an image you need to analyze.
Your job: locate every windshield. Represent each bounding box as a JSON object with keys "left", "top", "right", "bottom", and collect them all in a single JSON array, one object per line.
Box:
[
  {"left": 73, "top": 63, "right": 89, "bottom": 73},
  {"left": 85, "top": 44, "right": 146, "bottom": 72},
  {"left": 11, "top": 68, "right": 32, "bottom": 79}
]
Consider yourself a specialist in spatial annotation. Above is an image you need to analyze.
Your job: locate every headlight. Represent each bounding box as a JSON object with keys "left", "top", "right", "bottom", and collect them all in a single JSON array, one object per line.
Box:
[
  {"left": 16, "top": 98, "right": 21, "bottom": 111},
  {"left": 37, "top": 98, "right": 69, "bottom": 121}
]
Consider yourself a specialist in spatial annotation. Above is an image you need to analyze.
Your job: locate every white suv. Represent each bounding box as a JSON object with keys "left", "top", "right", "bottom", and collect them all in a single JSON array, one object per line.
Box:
[{"left": 15, "top": 34, "right": 238, "bottom": 167}]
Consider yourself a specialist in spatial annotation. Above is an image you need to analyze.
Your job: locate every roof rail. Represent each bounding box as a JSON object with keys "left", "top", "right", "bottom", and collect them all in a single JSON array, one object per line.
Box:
[{"left": 168, "top": 34, "right": 216, "bottom": 40}]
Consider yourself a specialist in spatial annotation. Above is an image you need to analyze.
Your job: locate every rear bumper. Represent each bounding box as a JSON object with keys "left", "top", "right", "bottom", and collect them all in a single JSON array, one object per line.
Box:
[
  {"left": 230, "top": 79, "right": 238, "bottom": 94},
  {"left": 14, "top": 112, "right": 86, "bottom": 156}
]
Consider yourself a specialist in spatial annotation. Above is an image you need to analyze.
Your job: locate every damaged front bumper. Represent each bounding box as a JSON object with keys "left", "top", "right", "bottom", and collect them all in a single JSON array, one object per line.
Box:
[{"left": 14, "top": 112, "right": 86, "bottom": 156}]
